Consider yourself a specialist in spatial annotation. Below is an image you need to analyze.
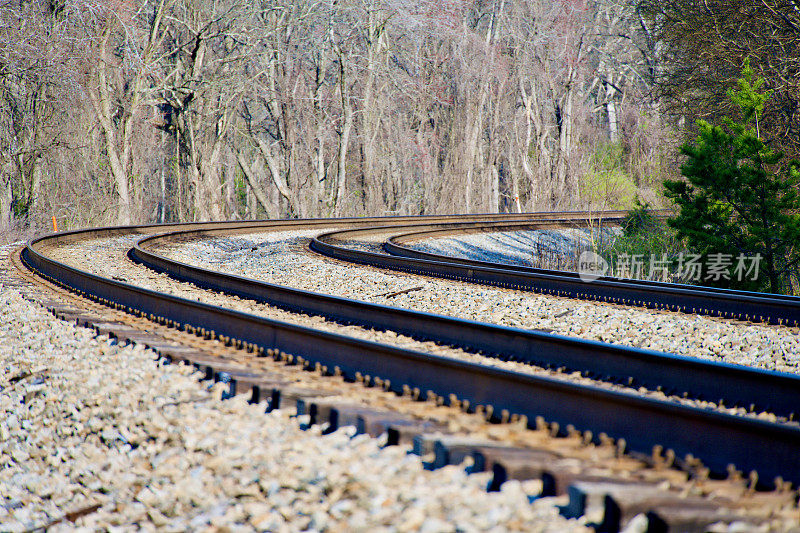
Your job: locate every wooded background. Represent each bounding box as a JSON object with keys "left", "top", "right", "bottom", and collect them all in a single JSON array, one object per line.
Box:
[{"left": 1, "top": 0, "right": 797, "bottom": 237}]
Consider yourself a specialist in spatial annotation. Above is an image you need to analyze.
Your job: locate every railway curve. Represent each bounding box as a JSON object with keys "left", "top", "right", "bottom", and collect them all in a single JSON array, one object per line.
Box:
[
  {"left": 16, "top": 212, "right": 800, "bottom": 496},
  {"left": 310, "top": 222, "right": 800, "bottom": 326}
]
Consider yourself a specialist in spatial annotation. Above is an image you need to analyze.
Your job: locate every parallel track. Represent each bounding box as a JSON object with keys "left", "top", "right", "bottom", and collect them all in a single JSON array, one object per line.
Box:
[
  {"left": 136, "top": 221, "right": 800, "bottom": 420},
  {"left": 19, "top": 213, "right": 800, "bottom": 488},
  {"left": 311, "top": 222, "right": 800, "bottom": 326}
]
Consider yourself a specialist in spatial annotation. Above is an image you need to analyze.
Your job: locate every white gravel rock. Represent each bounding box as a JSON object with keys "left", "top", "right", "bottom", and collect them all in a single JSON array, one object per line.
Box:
[
  {"left": 0, "top": 242, "right": 588, "bottom": 532},
  {"left": 162, "top": 231, "right": 800, "bottom": 374},
  {"left": 408, "top": 228, "right": 611, "bottom": 267}
]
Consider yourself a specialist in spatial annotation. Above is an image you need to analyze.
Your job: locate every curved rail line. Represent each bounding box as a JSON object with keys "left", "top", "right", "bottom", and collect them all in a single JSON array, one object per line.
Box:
[
  {"left": 386, "top": 223, "right": 800, "bottom": 306},
  {"left": 310, "top": 223, "right": 800, "bottom": 326},
  {"left": 19, "top": 213, "right": 800, "bottom": 488},
  {"left": 134, "top": 220, "right": 800, "bottom": 420}
]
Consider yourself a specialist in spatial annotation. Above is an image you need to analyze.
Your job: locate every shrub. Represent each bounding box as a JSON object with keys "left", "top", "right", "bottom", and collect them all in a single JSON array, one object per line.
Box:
[{"left": 664, "top": 59, "right": 800, "bottom": 293}]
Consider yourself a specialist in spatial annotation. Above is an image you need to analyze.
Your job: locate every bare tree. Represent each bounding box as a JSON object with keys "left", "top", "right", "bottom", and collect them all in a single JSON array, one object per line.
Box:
[
  {"left": 0, "top": 0, "right": 673, "bottom": 234},
  {"left": 0, "top": 1, "right": 85, "bottom": 230},
  {"left": 637, "top": 0, "right": 800, "bottom": 160}
]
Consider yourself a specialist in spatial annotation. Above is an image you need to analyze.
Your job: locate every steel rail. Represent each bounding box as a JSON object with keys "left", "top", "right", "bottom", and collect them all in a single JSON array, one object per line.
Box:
[
  {"left": 29, "top": 212, "right": 586, "bottom": 245},
  {"left": 309, "top": 224, "right": 800, "bottom": 326},
  {"left": 386, "top": 223, "right": 800, "bottom": 304},
  {"left": 134, "top": 221, "right": 800, "bottom": 420},
  {"left": 18, "top": 221, "right": 800, "bottom": 487}
]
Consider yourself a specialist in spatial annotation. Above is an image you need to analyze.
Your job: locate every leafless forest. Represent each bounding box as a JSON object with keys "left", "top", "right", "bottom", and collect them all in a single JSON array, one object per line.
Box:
[{"left": 1, "top": 0, "right": 797, "bottom": 236}]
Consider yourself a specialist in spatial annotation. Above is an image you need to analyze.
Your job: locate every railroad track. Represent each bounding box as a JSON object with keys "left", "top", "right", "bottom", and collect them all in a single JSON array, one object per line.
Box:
[
  {"left": 14, "top": 212, "right": 800, "bottom": 531},
  {"left": 311, "top": 222, "right": 800, "bottom": 326}
]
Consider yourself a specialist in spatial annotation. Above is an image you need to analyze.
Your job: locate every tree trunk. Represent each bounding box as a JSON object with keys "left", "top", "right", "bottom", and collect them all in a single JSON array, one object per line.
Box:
[
  {"left": 255, "top": 138, "right": 299, "bottom": 216},
  {"left": 361, "top": 3, "right": 386, "bottom": 213},
  {"left": 236, "top": 149, "right": 278, "bottom": 218},
  {"left": 0, "top": 162, "right": 11, "bottom": 233},
  {"left": 27, "top": 158, "right": 40, "bottom": 218},
  {"left": 88, "top": 0, "right": 167, "bottom": 225},
  {"left": 510, "top": 164, "right": 523, "bottom": 213},
  {"left": 488, "top": 75, "right": 506, "bottom": 213},
  {"left": 490, "top": 164, "right": 500, "bottom": 212},
  {"left": 88, "top": 26, "right": 133, "bottom": 226},
  {"left": 464, "top": 88, "right": 488, "bottom": 213},
  {"left": 335, "top": 107, "right": 354, "bottom": 217},
  {"left": 605, "top": 72, "right": 618, "bottom": 142},
  {"left": 204, "top": 130, "right": 226, "bottom": 220},
  {"left": 334, "top": 57, "right": 354, "bottom": 217},
  {"left": 555, "top": 80, "right": 574, "bottom": 207},
  {"left": 315, "top": 134, "right": 327, "bottom": 215},
  {"left": 520, "top": 79, "right": 550, "bottom": 209}
]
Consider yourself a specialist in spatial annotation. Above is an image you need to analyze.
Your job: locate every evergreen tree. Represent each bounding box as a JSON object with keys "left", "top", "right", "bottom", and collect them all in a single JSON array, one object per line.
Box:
[{"left": 664, "top": 59, "right": 800, "bottom": 293}]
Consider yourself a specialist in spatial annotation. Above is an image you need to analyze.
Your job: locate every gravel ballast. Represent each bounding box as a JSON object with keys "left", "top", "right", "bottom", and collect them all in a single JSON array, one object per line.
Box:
[
  {"left": 161, "top": 231, "right": 800, "bottom": 375},
  {"left": 0, "top": 245, "right": 588, "bottom": 531},
  {"left": 405, "top": 228, "right": 607, "bottom": 267},
  {"left": 6, "top": 229, "right": 800, "bottom": 531},
  {"left": 44, "top": 234, "right": 798, "bottom": 420}
]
